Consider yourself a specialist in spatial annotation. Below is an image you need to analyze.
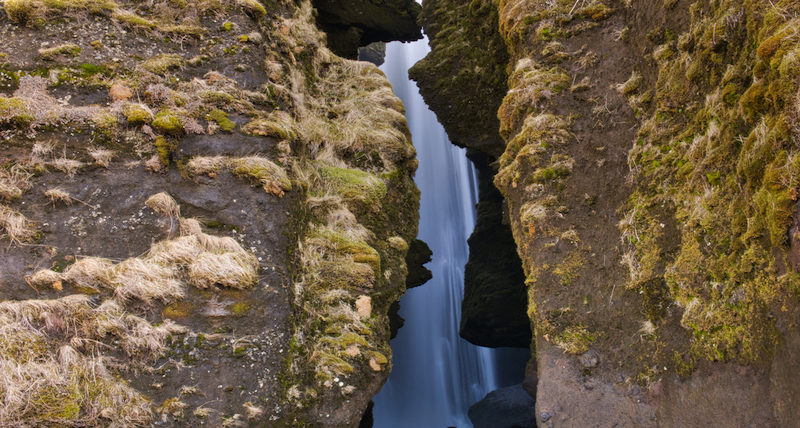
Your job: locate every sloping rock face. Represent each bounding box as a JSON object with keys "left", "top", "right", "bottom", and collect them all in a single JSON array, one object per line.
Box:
[
  {"left": 416, "top": 0, "right": 800, "bottom": 425},
  {"left": 311, "top": 0, "right": 422, "bottom": 59},
  {"left": 0, "top": 1, "right": 420, "bottom": 426}
]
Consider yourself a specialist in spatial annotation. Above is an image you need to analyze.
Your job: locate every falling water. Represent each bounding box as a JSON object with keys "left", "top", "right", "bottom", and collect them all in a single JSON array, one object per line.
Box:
[{"left": 371, "top": 38, "right": 501, "bottom": 427}]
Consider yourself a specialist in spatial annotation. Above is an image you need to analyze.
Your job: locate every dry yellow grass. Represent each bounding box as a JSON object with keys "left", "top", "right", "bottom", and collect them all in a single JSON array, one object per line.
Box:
[
  {"left": 0, "top": 295, "right": 185, "bottom": 426},
  {"left": 88, "top": 147, "right": 115, "bottom": 167},
  {"left": 44, "top": 188, "right": 72, "bottom": 205},
  {"left": 229, "top": 156, "right": 292, "bottom": 196},
  {"left": 145, "top": 192, "right": 180, "bottom": 218},
  {"left": 188, "top": 251, "right": 258, "bottom": 289},
  {"left": 47, "top": 196, "right": 259, "bottom": 301},
  {"left": 0, "top": 166, "right": 32, "bottom": 201},
  {"left": 63, "top": 257, "right": 115, "bottom": 290},
  {"left": 112, "top": 258, "right": 184, "bottom": 303},
  {"left": 0, "top": 205, "right": 35, "bottom": 244},
  {"left": 49, "top": 157, "right": 84, "bottom": 176},
  {"left": 25, "top": 269, "right": 62, "bottom": 288},
  {"left": 187, "top": 155, "right": 226, "bottom": 176}
]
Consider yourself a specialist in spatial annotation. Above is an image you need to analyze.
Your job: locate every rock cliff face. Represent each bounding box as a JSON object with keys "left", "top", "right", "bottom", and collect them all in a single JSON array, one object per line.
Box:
[
  {"left": 416, "top": 0, "right": 800, "bottom": 425},
  {"left": 311, "top": 0, "right": 422, "bottom": 59},
  {"left": 0, "top": 0, "right": 420, "bottom": 426}
]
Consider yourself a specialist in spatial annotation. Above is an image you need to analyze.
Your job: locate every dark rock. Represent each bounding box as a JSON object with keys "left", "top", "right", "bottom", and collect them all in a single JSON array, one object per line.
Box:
[
  {"left": 409, "top": 0, "right": 509, "bottom": 157},
  {"left": 311, "top": 0, "right": 422, "bottom": 59},
  {"left": 460, "top": 153, "right": 531, "bottom": 348},
  {"left": 388, "top": 300, "right": 404, "bottom": 339},
  {"left": 358, "top": 42, "right": 386, "bottom": 66},
  {"left": 468, "top": 384, "right": 536, "bottom": 428},
  {"left": 405, "top": 238, "right": 433, "bottom": 289},
  {"left": 359, "top": 401, "right": 374, "bottom": 428},
  {"left": 579, "top": 350, "right": 600, "bottom": 369}
]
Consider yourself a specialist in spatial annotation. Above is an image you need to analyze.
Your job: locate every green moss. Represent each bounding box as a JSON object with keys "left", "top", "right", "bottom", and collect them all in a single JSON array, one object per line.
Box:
[
  {"left": 152, "top": 110, "right": 183, "bottom": 136},
  {"left": 320, "top": 332, "right": 369, "bottom": 349},
  {"left": 123, "top": 103, "right": 153, "bottom": 124},
  {"left": 221, "top": 21, "right": 234, "bottom": 31},
  {"left": 154, "top": 135, "right": 176, "bottom": 166},
  {"left": 0, "top": 96, "right": 33, "bottom": 126},
  {"left": 142, "top": 54, "right": 184, "bottom": 75},
  {"left": 4, "top": 0, "right": 38, "bottom": 23},
  {"left": 577, "top": 3, "right": 613, "bottom": 21},
  {"left": 238, "top": 0, "right": 266, "bottom": 19},
  {"left": 230, "top": 157, "right": 292, "bottom": 194},
  {"left": 531, "top": 164, "right": 571, "bottom": 182},
  {"left": 242, "top": 115, "right": 297, "bottom": 140},
  {"left": 207, "top": 109, "right": 235, "bottom": 132},
  {"left": 230, "top": 301, "right": 251, "bottom": 316},
  {"left": 112, "top": 10, "right": 155, "bottom": 28},
  {"left": 199, "top": 90, "right": 235, "bottom": 105},
  {"left": 161, "top": 24, "right": 207, "bottom": 37},
  {"left": 308, "top": 228, "right": 381, "bottom": 275},
  {"left": 554, "top": 325, "right": 596, "bottom": 354},
  {"left": 317, "top": 164, "right": 387, "bottom": 206},
  {"left": 315, "top": 352, "right": 354, "bottom": 378},
  {"left": 38, "top": 43, "right": 81, "bottom": 60},
  {"left": 92, "top": 112, "right": 117, "bottom": 131}
]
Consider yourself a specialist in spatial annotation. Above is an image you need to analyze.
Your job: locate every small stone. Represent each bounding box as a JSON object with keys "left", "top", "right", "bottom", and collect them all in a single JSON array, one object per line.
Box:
[
  {"left": 51, "top": 280, "right": 62, "bottom": 290},
  {"left": 109, "top": 83, "right": 133, "bottom": 101},
  {"left": 579, "top": 349, "right": 600, "bottom": 369},
  {"left": 541, "top": 411, "right": 552, "bottom": 422},
  {"left": 355, "top": 295, "right": 371, "bottom": 319},
  {"left": 247, "top": 31, "right": 263, "bottom": 44},
  {"left": 369, "top": 358, "right": 382, "bottom": 372},
  {"left": 345, "top": 344, "right": 360, "bottom": 357}
]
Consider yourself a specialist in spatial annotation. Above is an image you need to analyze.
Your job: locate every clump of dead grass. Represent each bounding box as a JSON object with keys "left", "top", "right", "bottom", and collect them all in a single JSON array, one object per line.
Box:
[
  {"left": 44, "top": 188, "right": 72, "bottom": 205},
  {"left": 187, "top": 155, "right": 227, "bottom": 177},
  {"left": 0, "top": 205, "right": 35, "bottom": 244},
  {"left": 230, "top": 156, "right": 292, "bottom": 197},
  {"left": 88, "top": 148, "right": 115, "bottom": 168},
  {"left": 188, "top": 252, "right": 258, "bottom": 289},
  {"left": 35, "top": 195, "right": 259, "bottom": 301},
  {"left": 145, "top": 192, "right": 180, "bottom": 218},
  {"left": 0, "top": 294, "right": 186, "bottom": 426},
  {"left": 0, "top": 166, "right": 32, "bottom": 201}
]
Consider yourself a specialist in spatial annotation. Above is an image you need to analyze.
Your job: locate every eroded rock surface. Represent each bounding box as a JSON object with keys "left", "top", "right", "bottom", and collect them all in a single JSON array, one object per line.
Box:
[
  {"left": 0, "top": 0, "right": 421, "bottom": 426},
  {"left": 415, "top": 0, "right": 800, "bottom": 425}
]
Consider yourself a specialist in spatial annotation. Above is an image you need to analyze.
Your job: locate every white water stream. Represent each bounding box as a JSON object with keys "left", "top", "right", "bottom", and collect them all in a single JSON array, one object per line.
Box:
[{"left": 371, "top": 38, "right": 503, "bottom": 428}]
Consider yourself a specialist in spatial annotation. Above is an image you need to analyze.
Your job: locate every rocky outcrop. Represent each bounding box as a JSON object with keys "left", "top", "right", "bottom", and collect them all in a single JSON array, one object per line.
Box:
[
  {"left": 358, "top": 42, "right": 387, "bottom": 66},
  {"left": 0, "top": 1, "right": 421, "bottom": 426},
  {"left": 409, "top": 0, "right": 508, "bottom": 157},
  {"left": 468, "top": 383, "right": 535, "bottom": 428},
  {"left": 461, "top": 152, "right": 529, "bottom": 348},
  {"left": 415, "top": 0, "right": 800, "bottom": 424},
  {"left": 311, "top": 0, "right": 422, "bottom": 59}
]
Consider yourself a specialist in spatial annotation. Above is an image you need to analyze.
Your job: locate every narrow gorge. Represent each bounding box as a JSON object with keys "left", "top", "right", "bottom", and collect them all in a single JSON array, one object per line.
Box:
[{"left": 2, "top": 0, "right": 800, "bottom": 427}]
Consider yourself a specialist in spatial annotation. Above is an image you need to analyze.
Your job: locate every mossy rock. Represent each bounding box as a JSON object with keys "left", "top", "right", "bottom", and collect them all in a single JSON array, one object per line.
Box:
[
  {"left": 142, "top": 54, "right": 184, "bottom": 75},
  {"left": 152, "top": 110, "right": 183, "bottom": 136},
  {"left": 0, "top": 96, "right": 33, "bottom": 126},
  {"left": 123, "top": 103, "right": 154, "bottom": 124},
  {"left": 207, "top": 109, "right": 235, "bottom": 132},
  {"left": 317, "top": 164, "right": 387, "bottom": 211}
]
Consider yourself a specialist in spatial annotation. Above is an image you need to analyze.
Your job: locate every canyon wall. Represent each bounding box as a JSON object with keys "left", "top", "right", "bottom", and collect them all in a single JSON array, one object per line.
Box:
[
  {"left": 416, "top": 0, "right": 800, "bottom": 425},
  {"left": 0, "top": 0, "right": 420, "bottom": 426}
]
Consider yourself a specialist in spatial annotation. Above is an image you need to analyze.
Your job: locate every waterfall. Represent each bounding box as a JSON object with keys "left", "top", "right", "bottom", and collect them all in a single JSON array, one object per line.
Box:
[{"left": 371, "top": 38, "right": 500, "bottom": 428}]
